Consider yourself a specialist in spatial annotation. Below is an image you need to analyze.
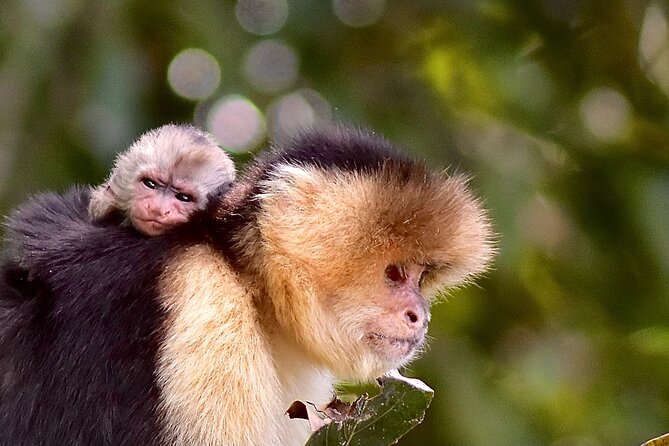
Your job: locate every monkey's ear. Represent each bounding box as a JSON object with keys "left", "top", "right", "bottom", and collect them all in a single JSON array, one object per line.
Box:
[
  {"left": 206, "top": 181, "right": 234, "bottom": 203},
  {"left": 88, "top": 185, "right": 117, "bottom": 220}
]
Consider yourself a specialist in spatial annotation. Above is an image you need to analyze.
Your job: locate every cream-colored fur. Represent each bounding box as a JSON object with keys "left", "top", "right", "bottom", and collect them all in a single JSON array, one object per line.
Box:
[
  {"left": 157, "top": 244, "right": 281, "bottom": 446},
  {"left": 156, "top": 245, "right": 335, "bottom": 446},
  {"left": 250, "top": 163, "right": 495, "bottom": 378},
  {"left": 89, "top": 124, "right": 235, "bottom": 223},
  {"left": 155, "top": 157, "right": 495, "bottom": 445}
]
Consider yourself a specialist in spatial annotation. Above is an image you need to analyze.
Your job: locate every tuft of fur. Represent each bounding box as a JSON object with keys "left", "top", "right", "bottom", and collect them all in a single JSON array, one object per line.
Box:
[{"left": 89, "top": 124, "right": 235, "bottom": 224}]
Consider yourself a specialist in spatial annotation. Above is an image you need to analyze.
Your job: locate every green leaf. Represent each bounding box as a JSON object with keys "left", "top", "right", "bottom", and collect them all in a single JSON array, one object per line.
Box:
[{"left": 304, "top": 371, "right": 434, "bottom": 446}]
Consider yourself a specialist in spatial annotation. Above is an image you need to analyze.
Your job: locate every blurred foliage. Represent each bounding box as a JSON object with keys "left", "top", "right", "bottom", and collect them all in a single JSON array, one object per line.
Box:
[{"left": 1, "top": 0, "right": 668, "bottom": 445}]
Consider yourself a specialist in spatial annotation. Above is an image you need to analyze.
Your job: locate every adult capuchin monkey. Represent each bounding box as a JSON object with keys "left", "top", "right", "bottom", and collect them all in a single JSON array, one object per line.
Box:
[
  {"left": 89, "top": 123, "right": 236, "bottom": 236},
  {"left": 0, "top": 125, "right": 495, "bottom": 446}
]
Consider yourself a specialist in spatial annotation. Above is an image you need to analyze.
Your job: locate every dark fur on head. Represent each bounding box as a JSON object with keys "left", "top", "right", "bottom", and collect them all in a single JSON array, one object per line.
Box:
[{"left": 206, "top": 126, "right": 415, "bottom": 253}]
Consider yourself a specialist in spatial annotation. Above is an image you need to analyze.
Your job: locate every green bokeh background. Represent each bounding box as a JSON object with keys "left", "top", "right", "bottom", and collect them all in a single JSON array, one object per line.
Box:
[{"left": 1, "top": 1, "right": 668, "bottom": 445}]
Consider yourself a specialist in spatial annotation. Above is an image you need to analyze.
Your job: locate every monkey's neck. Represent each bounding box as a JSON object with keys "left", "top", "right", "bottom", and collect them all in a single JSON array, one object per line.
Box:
[
  {"left": 244, "top": 272, "right": 336, "bottom": 402},
  {"left": 269, "top": 331, "right": 336, "bottom": 444},
  {"left": 235, "top": 245, "right": 338, "bottom": 407},
  {"left": 271, "top": 333, "right": 335, "bottom": 399}
]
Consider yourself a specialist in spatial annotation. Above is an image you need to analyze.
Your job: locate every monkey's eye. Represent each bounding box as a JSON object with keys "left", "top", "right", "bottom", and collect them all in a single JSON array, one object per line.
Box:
[
  {"left": 385, "top": 264, "right": 406, "bottom": 283},
  {"left": 142, "top": 178, "right": 157, "bottom": 189},
  {"left": 175, "top": 193, "right": 194, "bottom": 203},
  {"left": 419, "top": 269, "right": 429, "bottom": 286}
]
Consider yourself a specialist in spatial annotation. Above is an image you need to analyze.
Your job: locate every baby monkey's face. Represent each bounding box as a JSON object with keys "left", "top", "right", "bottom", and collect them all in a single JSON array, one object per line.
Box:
[{"left": 130, "top": 176, "right": 199, "bottom": 236}]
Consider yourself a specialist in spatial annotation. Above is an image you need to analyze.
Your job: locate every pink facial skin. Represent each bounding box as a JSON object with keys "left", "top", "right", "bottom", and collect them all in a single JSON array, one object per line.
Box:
[{"left": 130, "top": 178, "right": 199, "bottom": 236}]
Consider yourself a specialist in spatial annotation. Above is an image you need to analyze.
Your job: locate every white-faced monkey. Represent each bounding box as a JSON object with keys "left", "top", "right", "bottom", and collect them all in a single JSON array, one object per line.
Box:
[
  {"left": 89, "top": 123, "right": 235, "bottom": 236},
  {"left": 0, "top": 125, "right": 495, "bottom": 446}
]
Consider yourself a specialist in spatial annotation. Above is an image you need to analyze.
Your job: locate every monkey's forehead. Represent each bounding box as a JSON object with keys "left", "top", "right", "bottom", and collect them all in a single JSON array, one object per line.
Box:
[
  {"left": 110, "top": 127, "right": 235, "bottom": 198},
  {"left": 254, "top": 162, "right": 495, "bottom": 288},
  {"left": 142, "top": 142, "right": 232, "bottom": 174}
]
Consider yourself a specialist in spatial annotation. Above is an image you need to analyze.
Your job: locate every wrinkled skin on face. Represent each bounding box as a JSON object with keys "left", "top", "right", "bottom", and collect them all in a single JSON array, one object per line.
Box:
[
  {"left": 364, "top": 262, "right": 430, "bottom": 363},
  {"left": 88, "top": 124, "right": 236, "bottom": 236},
  {"left": 309, "top": 258, "right": 432, "bottom": 380},
  {"left": 130, "top": 177, "right": 199, "bottom": 236}
]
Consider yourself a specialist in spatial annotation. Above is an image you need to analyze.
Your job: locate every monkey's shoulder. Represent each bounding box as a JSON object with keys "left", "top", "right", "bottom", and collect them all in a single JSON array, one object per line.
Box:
[
  {"left": 160, "top": 243, "right": 245, "bottom": 297},
  {"left": 6, "top": 186, "right": 91, "bottom": 232},
  {"left": 1, "top": 187, "right": 183, "bottom": 299},
  {"left": 3, "top": 187, "right": 92, "bottom": 261}
]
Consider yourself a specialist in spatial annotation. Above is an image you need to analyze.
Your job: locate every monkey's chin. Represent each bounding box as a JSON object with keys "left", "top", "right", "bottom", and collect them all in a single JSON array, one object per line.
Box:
[
  {"left": 134, "top": 219, "right": 169, "bottom": 236},
  {"left": 365, "top": 332, "right": 424, "bottom": 367}
]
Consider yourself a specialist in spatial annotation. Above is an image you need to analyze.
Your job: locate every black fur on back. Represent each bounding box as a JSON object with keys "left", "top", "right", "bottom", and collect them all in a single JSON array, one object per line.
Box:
[{"left": 0, "top": 188, "right": 193, "bottom": 446}]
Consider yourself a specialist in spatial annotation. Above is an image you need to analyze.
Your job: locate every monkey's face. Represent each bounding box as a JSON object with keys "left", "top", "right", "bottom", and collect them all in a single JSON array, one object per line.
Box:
[
  {"left": 363, "top": 263, "right": 430, "bottom": 360},
  {"left": 306, "top": 259, "right": 432, "bottom": 380},
  {"left": 255, "top": 162, "right": 494, "bottom": 380},
  {"left": 131, "top": 177, "right": 199, "bottom": 236}
]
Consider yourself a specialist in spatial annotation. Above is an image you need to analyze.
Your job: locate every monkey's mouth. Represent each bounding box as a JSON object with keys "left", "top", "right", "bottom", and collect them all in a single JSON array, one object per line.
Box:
[
  {"left": 136, "top": 218, "right": 177, "bottom": 231},
  {"left": 366, "top": 332, "right": 424, "bottom": 361},
  {"left": 137, "top": 219, "right": 168, "bottom": 231},
  {"left": 137, "top": 217, "right": 168, "bottom": 226}
]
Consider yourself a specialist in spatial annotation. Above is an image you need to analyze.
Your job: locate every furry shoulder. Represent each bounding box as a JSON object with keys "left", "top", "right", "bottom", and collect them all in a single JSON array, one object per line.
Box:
[{"left": 3, "top": 187, "right": 93, "bottom": 268}]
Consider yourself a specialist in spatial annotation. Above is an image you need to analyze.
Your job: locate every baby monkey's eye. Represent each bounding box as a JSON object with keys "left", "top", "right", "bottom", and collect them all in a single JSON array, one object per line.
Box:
[
  {"left": 142, "top": 178, "right": 157, "bottom": 189},
  {"left": 175, "top": 193, "right": 194, "bottom": 203}
]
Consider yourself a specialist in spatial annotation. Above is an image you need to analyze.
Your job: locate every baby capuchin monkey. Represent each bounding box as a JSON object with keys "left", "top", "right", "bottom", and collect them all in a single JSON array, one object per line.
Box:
[{"left": 88, "top": 124, "right": 235, "bottom": 236}]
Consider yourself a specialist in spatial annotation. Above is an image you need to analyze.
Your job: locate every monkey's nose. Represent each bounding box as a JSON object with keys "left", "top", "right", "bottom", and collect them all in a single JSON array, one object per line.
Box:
[{"left": 403, "top": 307, "right": 427, "bottom": 330}]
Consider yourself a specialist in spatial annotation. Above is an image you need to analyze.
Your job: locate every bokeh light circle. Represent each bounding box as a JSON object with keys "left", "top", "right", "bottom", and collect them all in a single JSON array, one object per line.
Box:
[
  {"left": 332, "top": 0, "right": 386, "bottom": 27},
  {"left": 243, "top": 39, "right": 299, "bottom": 93},
  {"left": 206, "top": 95, "right": 266, "bottom": 153},
  {"left": 235, "top": 0, "right": 288, "bottom": 36},
  {"left": 167, "top": 48, "right": 221, "bottom": 101},
  {"left": 579, "top": 87, "right": 631, "bottom": 143},
  {"left": 267, "top": 89, "right": 332, "bottom": 141}
]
